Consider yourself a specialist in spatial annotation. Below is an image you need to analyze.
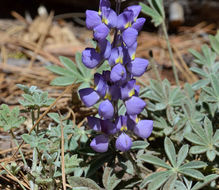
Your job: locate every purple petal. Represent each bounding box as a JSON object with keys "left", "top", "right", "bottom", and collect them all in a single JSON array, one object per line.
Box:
[
  {"left": 117, "top": 10, "right": 134, "bottom": 30},
  {"left": 98, "top": 39, "right": 111, "bottom": 59},
  {"left": 79, "top": 88, "right": 100, "bottom": 107},
  {"left": 122, "top": 28, "right": 138, "bottom": 47},
  {"left": 132, "top": 18, "right": 146, "bottom": 32},
  {"left": 120, "top": 79, "right": 136, "bottom": 100},
  {"left": 102, "top": 7, "right": 117, "bottom": 28},
  {"left": 82, "top": 48, "right": 101, "bottom": 69},
  {"left": 125, "top": 96, "right": 146, "bottom": 115},
  {"left": 115, "top": 116, "right": 128, "bottom": 131},
  {"left": 94, "top": 73, "right": 107, "bottom": 97},
  {"left": 125, "top": 5, "right": 142, "bottom": 20},
  {"left": 94, "top": 23, "right": 110, "bottom": 41},
  {"left": 134, "top": 120, "right": 153, "bottom": 139},
  {"left": 101, "top": 119, "right": 117, "bottom": 135},
  {"left": 87, "top": 117, "right": 101, "bottom": 131},
  {"left": 90, "top": 135, "right": 109, "bottom": 152},
  {"left": 108, "top": 47, "right": 123, "bottom": 66},
  {"left": 109, "top": 85, "right": 121, "bottom": 100},
  {"left": 99, "top": 0, "right": 111, "bottom": 9},
  {"left": 110, "top": 63, "right": 127, "bottom": 82},
  {"left": 116, "top": 133, "right": 132, "bottom": 152},
  {"left": 127, "top": 58, "right": 149, "bottom": 77},
  {"left": 86, "top": 10, "right": 102, "bottom": 30},
  {"left": 98, "top": 100, "right": 114, "bottom": 119},
  {"left": 126, "top": 42, "right": 137, "bottom": 61}
]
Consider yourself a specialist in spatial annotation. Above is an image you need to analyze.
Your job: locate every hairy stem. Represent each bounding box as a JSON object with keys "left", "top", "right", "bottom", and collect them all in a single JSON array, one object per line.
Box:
[{"left": 161, "top": 22, "right": 180, "bottom": 86}]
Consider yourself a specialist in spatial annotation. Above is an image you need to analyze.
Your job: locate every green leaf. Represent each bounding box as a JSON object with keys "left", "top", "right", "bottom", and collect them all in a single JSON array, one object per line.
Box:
[
  {"left": 148, "top": 171, "right": 172, "bottom": 190},
  {"left": 203, "top": 117, "right": 213, "bottom": 144},
  {"left": 184, "top": 133, "right": 205, "bottom": 146},
  {"left": 190, "top": 146, "right": 207, "bottom": 154},
  {"left": 211, "top": 74, "right": 219, "bottom": 96},
  {"left": 102, "top": 167, "right": 121, "bottom": 190},
  {"left": 190, "top": 67, "right": 208, "bottom": 78},
  {"left": 191, "top": 174, "right": 219, "bottom": 190},
  {"left": 180, "top": 161, "right": 207, "bottom": 169},
  {"left": 206, "top": 150, "right": 216, "bottom": 161},
  {"left": 140, "top": 171, "right": 170, "bottom": 189},
  {"left": 46, "top": 65, "right": 73, "bottom": 76},
  {"left": 162, "top": 174, "right": 177, "bottom": 190},
  {"left": 164, "top": 137, "right": 176, "bottom": 167},
  {"left": 131, "top": 140, "right": 149, "bottom": 150},
  {"left": 140, "top": 2, "right": 163, "bottom": 27},
  {"left": 50, "top": 76, "right": 75, "bottom": 86},
  {"left": 86, "top": 152, "right": 113, "bottom": 177},
  {"left": 209, "top": 34, "right": 219, "bottom": 54},
  {"left": 189, "top": 49, "right": 204, "bottom": 65},
  {"left": 190, "top": 122, "right": 207, "bottom": 142},
  {"left": 67, "top": 176, "right": 102, "bottom": 190},
  {"left": 179, "top": 168, "right": 204, "bottom": 180},
  {"left": 177, "top": 145, "right": 188, "bottom": 167},
  {"left": 139, "top": 154, "right": 172, "bottom": 169},
  {"left": 192, "top": 79, "right": 209, "bottom": 90}
]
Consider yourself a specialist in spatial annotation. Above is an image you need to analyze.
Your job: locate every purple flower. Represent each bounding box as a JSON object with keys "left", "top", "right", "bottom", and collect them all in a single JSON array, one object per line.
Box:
[
  {"left": 110, "top": 63, "right": 127, "bottom": 82},
  {"left": 116, "top": 133, "right": 132, "bottom": 152},
  {"left": 79, "top": 88, "right": 100, "bottom": 107},
  {"left": 120, "top": 79, "right": 136, "bottom": 100},
  {"left": 127, "top": 58, "right": 149, "bottom": 77},
  {"left": 117, "top": 10, "right": 134, "bottom": 30},
  {"left": 122, "top": 28, "right": 138, "bottom": 47},
  {"left": 85, "top": 10, "right": 102, "bottom": 30},
  {"left": 101, "top": 7, "right": 117, "bottom": 28},
  {"left": 94, "top": 73, "right": 107, "bottom": 97},
  {"left": 79, "top": 0, "right": 153, "bottom": 153},
  {"left": 101, "top": 119, "right": 117, "bottom": 135},
  {"left": 125, "top": 96, "right": 146, "bottom": 115},
  {"left": 94, "top": 23, "right": 110, "bottom": 41},
  {"left": 134, "top": 120, "right": 153, "bottom": 139},
  {"left": 98, "top": 99, "right": 114, "bottom": 119},
  {"left": 132, "top": 18, "right": 146, "bottom": 32},
  {"left": 108, "top": 47, "right": 124, "bottom": 66},
  {"left": 125, "top": 5, "right": 142, "bottom": 21},
  {"left": 87, "top": 116, "right": 101, "bottom": 131},
  {"left": 98, "top": 39, "right": 111, "bottom": 59},
  {"left": 90, "top": 134, "right": 109, "bottom": 152},
  {"left": 82, "top": 48, "right": 101, "bottom": 68}
]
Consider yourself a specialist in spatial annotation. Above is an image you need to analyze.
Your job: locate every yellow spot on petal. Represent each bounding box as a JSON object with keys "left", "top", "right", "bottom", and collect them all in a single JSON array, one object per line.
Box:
[
  {"left": 115, "top": 56, "right": 123, "bottom": 64},
  {"left": 135, "top": 117, "right": 140, "bottom": 123},
  {"left": 102, "top": 17, "right": 109, "bottom": 25},
  {"left": 104, "top": 93, "right": 111, "bottom": 101},
  {"left": 131, "top": 53, "right": 135, "bottom": 60},
  {"left": 98, "top": 9, "right": 101, "bottom": 16},
  {"left": 125, "top": 22, "right": 132, "bottom": 29},
  {"left": 128, "top": 89, "right": 135, "bottom": 97},
  {"left": 121, "top": 126, "right": 128, "bottom": 131}
]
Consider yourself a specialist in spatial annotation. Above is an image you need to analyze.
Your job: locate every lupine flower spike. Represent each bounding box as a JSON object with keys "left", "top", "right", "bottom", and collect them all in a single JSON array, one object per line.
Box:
[{"left": 79, "top": 0, "right": 153, "bottom": 152}]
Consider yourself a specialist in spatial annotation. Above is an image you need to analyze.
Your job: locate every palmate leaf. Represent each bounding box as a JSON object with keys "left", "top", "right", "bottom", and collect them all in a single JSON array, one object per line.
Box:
[
  {"left": 47, "top": 53, "right": 93, "bottom": 86},
  {"left": 185, "top": 117, "right": 218, "bottom": 161},
  {"left": 140, "top": 0, "right": 164, "bottom": 27},
  {"left": 139, "top": 138, "right": 207, "bottom": 190},
  {"left": 0, "top": 104, "right": 25, "bottom": 131}
]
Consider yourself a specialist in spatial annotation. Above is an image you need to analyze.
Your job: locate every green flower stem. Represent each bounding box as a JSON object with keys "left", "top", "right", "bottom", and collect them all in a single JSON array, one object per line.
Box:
[
  {"left": 10, "top": 130, "right": 27, "bottom": 166},
  {"left": 161, "top": 22, "right": 180, "bottom": 86}
]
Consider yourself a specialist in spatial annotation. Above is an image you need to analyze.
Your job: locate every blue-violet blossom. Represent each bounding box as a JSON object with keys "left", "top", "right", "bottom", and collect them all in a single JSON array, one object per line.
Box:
[{"left": 79, "top": 0, "right": 153, "bottom": 152}]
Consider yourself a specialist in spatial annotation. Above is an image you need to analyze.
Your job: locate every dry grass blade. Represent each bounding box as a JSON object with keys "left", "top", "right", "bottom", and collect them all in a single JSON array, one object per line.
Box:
[
  {"left": 0, "top": 163, "right": 30, "bottom": 190},
  {"left": 58, "top": 110, "right": 67, "bottom": 190}
]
